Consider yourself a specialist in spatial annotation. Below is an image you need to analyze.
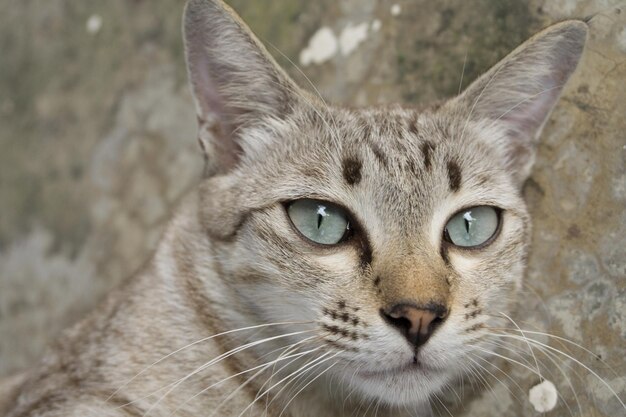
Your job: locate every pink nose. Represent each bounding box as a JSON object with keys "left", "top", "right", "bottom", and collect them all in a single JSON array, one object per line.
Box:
[{"left": 381, "top": 303, "right": 448, "bottom": 348}]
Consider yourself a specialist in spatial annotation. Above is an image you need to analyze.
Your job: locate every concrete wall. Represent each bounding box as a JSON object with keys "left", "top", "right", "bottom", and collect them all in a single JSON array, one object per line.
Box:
[{"left": 0, "top": 0, "right": 624, "bottom": 415}]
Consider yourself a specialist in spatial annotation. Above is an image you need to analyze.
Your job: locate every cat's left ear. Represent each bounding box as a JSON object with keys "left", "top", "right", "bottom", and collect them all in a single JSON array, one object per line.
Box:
[
  {"left": 184, "top": 0, "right": 300, "bottom": 175},
  {"left": 451, "top": 20, "right": 587, "bottom": 185}
]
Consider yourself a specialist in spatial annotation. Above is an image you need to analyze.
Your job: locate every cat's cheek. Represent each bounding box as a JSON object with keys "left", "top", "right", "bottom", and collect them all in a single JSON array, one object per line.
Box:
[
  {"left": 238, "top": 281, "right": 318, "bottom": 324},
  {"left": 314, "top": 251, "right": 359, "bottom": 276},
  {"left": 446, "top": 252, "right": 480, "bottom": 273}
]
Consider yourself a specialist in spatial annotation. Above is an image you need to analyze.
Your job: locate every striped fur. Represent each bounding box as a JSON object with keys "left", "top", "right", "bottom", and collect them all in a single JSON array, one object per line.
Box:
[{"left": 2, "top": 1, "right": 586, "bottom": 416}]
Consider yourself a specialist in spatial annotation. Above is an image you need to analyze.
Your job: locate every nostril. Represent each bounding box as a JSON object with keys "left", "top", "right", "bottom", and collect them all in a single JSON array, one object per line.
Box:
[
  {"left": 380, "top": 309, "right": 412, "bottom": 335},
  {"left": 430, "top": 315, "right": 445, "bottom": 332},
  {"left": 381, "top": 303, "right": 449, "bottom": 349}
]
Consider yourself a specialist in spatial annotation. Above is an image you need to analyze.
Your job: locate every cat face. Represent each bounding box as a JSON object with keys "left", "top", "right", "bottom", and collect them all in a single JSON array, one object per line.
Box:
[{"left": 183, "top": 0, "right": 586, "bottom": 409}]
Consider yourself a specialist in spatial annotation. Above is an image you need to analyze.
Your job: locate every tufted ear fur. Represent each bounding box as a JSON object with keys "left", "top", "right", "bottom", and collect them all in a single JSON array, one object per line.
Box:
[
  {"left": 452, "top": 20, "right": 587, "bottom": 185},
  {"left": 184, "top": 0, "right": 300, "bottom": 175}
]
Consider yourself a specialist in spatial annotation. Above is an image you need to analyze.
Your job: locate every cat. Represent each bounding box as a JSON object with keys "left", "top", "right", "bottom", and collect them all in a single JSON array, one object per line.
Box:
[{"left": 1, "top": 0, "right": 587, "bottom": 416}]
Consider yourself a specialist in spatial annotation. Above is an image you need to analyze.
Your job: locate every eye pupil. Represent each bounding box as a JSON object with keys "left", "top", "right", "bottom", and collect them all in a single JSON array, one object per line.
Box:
[
  {"left": 288, "top": 199, "right": 350, "bottom": 245},
  {"left": 444, "top": 206, "right": 499, "bottom": 248}
]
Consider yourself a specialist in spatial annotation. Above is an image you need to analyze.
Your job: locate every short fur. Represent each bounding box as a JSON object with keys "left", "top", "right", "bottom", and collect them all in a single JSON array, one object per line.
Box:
[{"left": 1, "top": 1, "right": 586, "bottom": 416}]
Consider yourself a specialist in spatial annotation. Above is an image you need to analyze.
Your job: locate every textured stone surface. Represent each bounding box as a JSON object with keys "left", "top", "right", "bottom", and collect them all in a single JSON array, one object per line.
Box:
[{"left": 0, "top": 0, "right": 624, "bottom": 415}]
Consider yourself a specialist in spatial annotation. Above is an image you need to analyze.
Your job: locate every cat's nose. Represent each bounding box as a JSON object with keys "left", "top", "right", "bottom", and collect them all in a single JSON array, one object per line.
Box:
[{"left": 381, "top": 303, "right": 448, "bottom": 349}]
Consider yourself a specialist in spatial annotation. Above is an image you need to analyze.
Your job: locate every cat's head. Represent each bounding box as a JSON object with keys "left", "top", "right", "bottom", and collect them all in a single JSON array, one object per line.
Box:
[{"left": 182, "top": 0, "right": 586, "bottom": 408}]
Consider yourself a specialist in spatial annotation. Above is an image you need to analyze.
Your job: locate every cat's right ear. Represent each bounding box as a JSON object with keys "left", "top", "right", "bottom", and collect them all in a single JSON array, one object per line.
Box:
[
  {"left": 450, "top": 20, "right": 587, "bottom": 186},
  {"left": 184, "top": 0, "right": 299, "bottom": 175}
]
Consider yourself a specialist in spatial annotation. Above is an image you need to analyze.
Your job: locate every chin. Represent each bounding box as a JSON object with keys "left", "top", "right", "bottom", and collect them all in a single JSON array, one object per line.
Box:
[{"left": 339, "top": 359, "right": 453, "bottom": 407}]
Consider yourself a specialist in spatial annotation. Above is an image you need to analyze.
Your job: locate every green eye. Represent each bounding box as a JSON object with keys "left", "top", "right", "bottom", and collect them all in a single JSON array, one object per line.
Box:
[
  {"left": 444, "top": 206, "right": 500, "bottom": 248},
  {"left": 287, "top": 199, "right": 350, "bottom": 245}
]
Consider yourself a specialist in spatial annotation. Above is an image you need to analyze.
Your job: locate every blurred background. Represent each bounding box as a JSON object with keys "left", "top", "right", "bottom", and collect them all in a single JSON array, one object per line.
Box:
[{"left": 0, "top": 0, "right": 624, "bottom": 415}]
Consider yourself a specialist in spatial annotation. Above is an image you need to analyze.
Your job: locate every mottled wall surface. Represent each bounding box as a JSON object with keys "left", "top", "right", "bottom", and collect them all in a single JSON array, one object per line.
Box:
[{"left": 0, "top": 0, "right": 624, "bottom": 415}]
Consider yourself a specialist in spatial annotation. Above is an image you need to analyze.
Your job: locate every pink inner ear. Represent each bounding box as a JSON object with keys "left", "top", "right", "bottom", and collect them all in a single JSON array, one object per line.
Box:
[
  {"left": 189, "top": 51, "right": 227, "bottom": 121},
  {"left": 458, "top": 22, "right": 587, "bottom": 185},
  {"left": 183, "top": 0, "right": 298, "bottom": 174},
  {"left": 498, "top": 80, "right": 562, "bottom": 141}
]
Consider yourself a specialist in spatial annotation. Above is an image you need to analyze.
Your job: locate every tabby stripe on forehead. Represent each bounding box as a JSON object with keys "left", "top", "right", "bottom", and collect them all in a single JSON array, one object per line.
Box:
[
  {"left": 342, "top": 157, "right": 362, "bottom": 186},
  {"left": 420, "top": 141, "right": 436, "bottom": 170},
  {"left": 447, "top": 160, "right": 462, "bottom": 192},
  {"left": 408, "top": 115, "right": 419, "bottom": 135},
  {"left": 367, "top": 142, "right": 389, "bottom": 168}
]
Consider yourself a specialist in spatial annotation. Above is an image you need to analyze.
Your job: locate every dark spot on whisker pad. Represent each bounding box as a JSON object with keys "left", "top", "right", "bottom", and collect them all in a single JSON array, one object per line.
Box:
[
  {"left": 447, "top": 160, "right": 462, "bottom": 192},
  {"left": 342, "top": 157, "right": 362, "bottom": 185}
]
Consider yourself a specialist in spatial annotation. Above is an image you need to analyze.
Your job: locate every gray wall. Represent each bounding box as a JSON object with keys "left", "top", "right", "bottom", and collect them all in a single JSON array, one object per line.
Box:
[{"left": 0, "top": 0, "right": 624, "bottom": 415}]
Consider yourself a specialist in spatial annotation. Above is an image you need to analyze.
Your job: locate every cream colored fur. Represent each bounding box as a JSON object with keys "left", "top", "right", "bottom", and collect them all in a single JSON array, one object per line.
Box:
[{"left": 1, "top": 1, "right": 586, "bottom": 416}]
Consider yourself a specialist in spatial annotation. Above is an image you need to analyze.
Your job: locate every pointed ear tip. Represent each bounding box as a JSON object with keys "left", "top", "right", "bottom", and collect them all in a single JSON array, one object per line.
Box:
[
  {"left": 183, "top": 0, "right": 205, "bottom": 34},
  {"left": 550, "top": 20, "right": 589, "bottom": 48},
  {"left": 185, "top": 0, "right": 218, "bottom": 12},
  {"left": 183, "top": 0, "right": 224, "bottom": 27},
  {"left": 184, "top": 0, "right": 206, "bottom": 17}
]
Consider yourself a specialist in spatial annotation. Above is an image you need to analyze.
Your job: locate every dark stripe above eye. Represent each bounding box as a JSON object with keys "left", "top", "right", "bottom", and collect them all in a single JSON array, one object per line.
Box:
[
  {"left": 420, "top": 141, "right": 436, "bottom": 170},
  {"left": 408, "top": 115, "right": 419, "bottom": 135},
  {"left": 367, "top": 142, "right": 389, "bottom": 168},
  {"left": 447, "top": 160, "right": 462, "bottom": 192},
  {"left": 342, "top": 156, "right": 362, "bottom": 186}
]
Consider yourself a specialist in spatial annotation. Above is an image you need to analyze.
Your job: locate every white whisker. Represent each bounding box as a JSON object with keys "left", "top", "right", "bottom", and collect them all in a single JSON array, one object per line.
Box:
[
  {"left": 467, "top": 351, "right": 523, "bottom": 405},
  {"left": 277, "top": 357, "right": 340, "bottom": 417},
  {"left": 235, "top": 350, "right": 337, "bottom": 417},
  {"left": 170, "top": 345, "right": 321, "bottom": 416},
  {"left": 106, "top": 321, "right": 312, "bottom": 402},
  {"left": 458, "top": 51, "right": 468, "bottom": 95},
  {"left": 498, "top": 312, "right": 541, "bottom": 380},
  {"left": 141, "top": 329, "right": 314, "bottom": 416},
  {"left": 491, "top": 332, "right": 626, "bottom": 410}
]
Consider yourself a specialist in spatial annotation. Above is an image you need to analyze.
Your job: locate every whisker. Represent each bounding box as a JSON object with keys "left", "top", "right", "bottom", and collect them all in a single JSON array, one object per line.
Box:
[
  {"left": 106, "top": 321, "right": 312, "bottom": 402},
  {"left": 277, "top": 356, "right": 340, "bottom": 417},
  {"left": 483, "top": 332, "right": 580, "bottom": 416},
  {"left": 458, "top": 51, "right": 468, "bottom": 95},
  {"left": 491, "top": 332, "right": 626, "bottom": 410},
  {"left": 357, "top": 393, "right": 375, "bottom": 417},
  {"left": 169, "top": 343, "right": 321, "bottom": 416},
  {"left": 479, "top": 337, "right": 535, "bottom": 367},
  {"left": 470, "top": 344, "right": 546, "bottom": 380},
  {"left": 431, "top": 392, "right": 454, "bottom": 417},
  {"left": 467, "top": 351, "right": 524, "bottom": 405},
  {"left": 258, "top": 342, "right": 325, "bottom": 411},
  {"left": 493, "top": 327, "right": 619, "bottom": 371},
  {"left": 489, "top": 84, "right": 564, "bottom": 126},
  {"left": 464, "top": 360, "right": 498, "bottom": 403},
  {"left": 217, "top": 336, "right": 322, "bottom": 417},
  {"left": 459, "top": 59, "right": 506, "bottom": 142},
  {"left": 263, "top": 350, "right": 337, "bottom": 412},
  {"left": 235, "top": 350, "right": 337, "bottom": 417},
  {"left": 520, "top": 339, "right": 581, "bottom": 416},
  {"left": 266, "top": 42, "right": 339, "bottom": 121},
  {"left": 141, "top": 329, "right": 315, "bottom": 416},
  {"left": 371, "top": 398, "right": 384, "bottom": 417},
  {"left": 341, "top": 363, "right": 363, "bottom": 412},
  {"left": 261, "top": 43, "right": 344, "bottom": 150},
  {"left": 498, "top": 312, "right": 542, "bottom": 380}
]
